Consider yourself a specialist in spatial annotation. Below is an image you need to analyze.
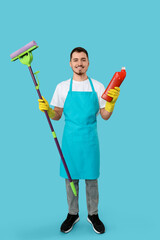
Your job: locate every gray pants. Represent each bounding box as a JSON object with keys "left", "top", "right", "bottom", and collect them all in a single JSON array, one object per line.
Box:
[{"left": 65, "top": 179, "right": 99, "bottom": 216}]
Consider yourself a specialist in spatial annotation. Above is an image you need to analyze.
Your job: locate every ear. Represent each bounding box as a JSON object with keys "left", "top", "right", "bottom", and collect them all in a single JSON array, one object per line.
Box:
[{"left": 69, "top": 61, "right": 72, "bottom": 67}]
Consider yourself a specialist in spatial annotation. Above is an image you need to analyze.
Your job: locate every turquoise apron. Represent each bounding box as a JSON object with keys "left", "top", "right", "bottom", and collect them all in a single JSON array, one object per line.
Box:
[{"left": 60, "top": 77, "right": 100, "bottom": 179}]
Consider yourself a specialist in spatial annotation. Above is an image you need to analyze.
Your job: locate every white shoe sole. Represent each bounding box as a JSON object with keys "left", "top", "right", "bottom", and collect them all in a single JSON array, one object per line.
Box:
[
  {"left": 62, "top": 217, "right": 80, "bottom": 233},
  {"left": 87, "top": 217, "right": 104, "bottom": 234}
]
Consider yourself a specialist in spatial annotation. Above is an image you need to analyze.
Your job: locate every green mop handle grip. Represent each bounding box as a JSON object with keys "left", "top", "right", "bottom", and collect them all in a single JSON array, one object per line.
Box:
[
  {"left": 28, "top": 66, "right": 77, "bottom": 197},
  {"left": 70, "top": 182, "right": 77, "bottom": 197}
]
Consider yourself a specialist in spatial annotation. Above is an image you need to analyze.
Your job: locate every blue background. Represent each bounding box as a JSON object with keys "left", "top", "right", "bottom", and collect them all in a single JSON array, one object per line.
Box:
[{"left": 1, "top": 0, "right": 160, "bottom": 239}]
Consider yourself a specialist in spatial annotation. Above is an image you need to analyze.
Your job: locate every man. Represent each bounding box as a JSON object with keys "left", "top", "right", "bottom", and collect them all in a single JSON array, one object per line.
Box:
[{"left": 38, "top": 47, "right": 120, "bottom": 234}]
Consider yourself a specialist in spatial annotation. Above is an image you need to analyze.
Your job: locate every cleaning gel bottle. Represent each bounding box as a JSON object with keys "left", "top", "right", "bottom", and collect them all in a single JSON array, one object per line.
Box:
[{"left": 101, "top": 67, "right": 126, "bottom": 102}]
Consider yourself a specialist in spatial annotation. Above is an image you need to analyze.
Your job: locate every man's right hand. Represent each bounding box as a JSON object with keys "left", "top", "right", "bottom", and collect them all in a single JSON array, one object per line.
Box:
[
  {"left": 38, "top": 96, "right": 49, "bottom": 112},
  {"left": 38, "top": 96, "right": 55, "bottom": 118}
]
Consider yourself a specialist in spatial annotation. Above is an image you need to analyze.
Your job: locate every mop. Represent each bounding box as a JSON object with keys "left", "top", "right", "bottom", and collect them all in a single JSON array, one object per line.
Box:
[{"left": 10, "top": 41, "right": 77, "bottom": 196}]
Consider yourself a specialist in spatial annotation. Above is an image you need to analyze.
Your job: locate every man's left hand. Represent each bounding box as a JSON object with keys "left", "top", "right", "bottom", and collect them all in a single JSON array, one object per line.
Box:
[{"left": 105, "top": 87, "right": 120, "bottom": 112}]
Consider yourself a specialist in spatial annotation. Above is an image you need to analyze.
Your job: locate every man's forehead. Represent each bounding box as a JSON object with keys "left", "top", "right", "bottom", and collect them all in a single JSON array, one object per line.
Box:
[{"left": 72, "top": 52, "right": 87, "bottom": 58}]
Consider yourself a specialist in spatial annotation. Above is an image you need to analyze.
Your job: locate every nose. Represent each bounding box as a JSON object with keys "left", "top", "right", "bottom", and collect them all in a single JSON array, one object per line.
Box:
[{"left": 77, "top": 60, "right": 83, "bottom": 66}]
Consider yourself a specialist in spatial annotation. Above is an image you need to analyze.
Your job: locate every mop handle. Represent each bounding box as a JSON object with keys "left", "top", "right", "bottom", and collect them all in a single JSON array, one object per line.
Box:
[
  {"left": 28, "top": 66, "right": 73, "bottom": 182},
  {"left": 10, "top": 41, "right": 77, "bottom": 196}
]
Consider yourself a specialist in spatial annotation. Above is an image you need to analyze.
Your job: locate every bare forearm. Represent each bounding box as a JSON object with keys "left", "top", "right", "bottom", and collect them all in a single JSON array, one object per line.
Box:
[
  {"left": 100, "top": 108, "right": 112, "bottom": 120},
  {"left": 51, "top": 110, "right": 61, "bottom": 120},
  {"left": 103, "top": 109, "right": 112, "bottom": 120},
  {"left": 50, "top": 106, "right": 63, "bottom": 120}
]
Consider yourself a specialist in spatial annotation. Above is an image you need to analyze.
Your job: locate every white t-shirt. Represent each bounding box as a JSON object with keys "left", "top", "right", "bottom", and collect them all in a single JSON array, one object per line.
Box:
[{"left": 50, "top": 78, "right": 106, "bottom": 115}]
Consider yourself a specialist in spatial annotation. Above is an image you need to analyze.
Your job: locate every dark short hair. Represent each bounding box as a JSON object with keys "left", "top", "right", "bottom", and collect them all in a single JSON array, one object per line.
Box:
[{"left": 70, "top": 47, "right": 89, "bottom": 60}]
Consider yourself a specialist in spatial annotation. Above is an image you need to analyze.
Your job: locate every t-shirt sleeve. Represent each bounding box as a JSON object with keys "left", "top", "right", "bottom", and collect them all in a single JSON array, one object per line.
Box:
[
  {"left": 98, "top": 83, "right": 106, "bottom": 109},
  {"left": 50, "top": 84, "right": 65, "bottom": 108}
]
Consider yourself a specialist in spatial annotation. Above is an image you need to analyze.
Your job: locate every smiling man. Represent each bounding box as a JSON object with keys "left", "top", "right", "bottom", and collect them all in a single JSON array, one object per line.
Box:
[{"left": 38, "top": 47, "right": 120, "bottom": 234}]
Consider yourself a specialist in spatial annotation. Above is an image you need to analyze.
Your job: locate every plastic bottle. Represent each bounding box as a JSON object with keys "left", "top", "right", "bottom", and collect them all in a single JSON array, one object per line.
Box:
[{"left": 101, "top": 67, "right": 126, "bottom": 102}]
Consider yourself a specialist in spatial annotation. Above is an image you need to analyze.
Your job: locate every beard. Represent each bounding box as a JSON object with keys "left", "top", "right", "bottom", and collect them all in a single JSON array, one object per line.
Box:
[{"left": 73, "top": 69, "right": 85, "bottom": 75}]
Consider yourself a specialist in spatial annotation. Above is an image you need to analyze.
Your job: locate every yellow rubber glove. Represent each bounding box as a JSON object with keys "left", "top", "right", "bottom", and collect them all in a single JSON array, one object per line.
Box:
[
  {"left": 38, "top": 96, "right": 55, "bottom": 118},
  {"left": 105, "top": 87, "right": 120, "bottom": 112}
]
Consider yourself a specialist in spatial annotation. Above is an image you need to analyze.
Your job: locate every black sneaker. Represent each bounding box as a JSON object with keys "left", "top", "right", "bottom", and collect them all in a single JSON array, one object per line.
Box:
[
  {"left": 87, "top": 214, "right": 105, "bottom": 234},
  {"left": 60, "top": 213, "right": 80, "bottom": 233}
]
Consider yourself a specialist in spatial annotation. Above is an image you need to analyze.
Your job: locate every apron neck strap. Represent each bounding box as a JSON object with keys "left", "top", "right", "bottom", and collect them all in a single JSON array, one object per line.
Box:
[
  {"left": 88, "top": 77, "right": 95, "bottom": 92},
  {"left": 69, "top": 78, "right": 73, "bottom": 92},
  {"left": 69, "top": 77, "right": 95, "bottom": 92}
]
